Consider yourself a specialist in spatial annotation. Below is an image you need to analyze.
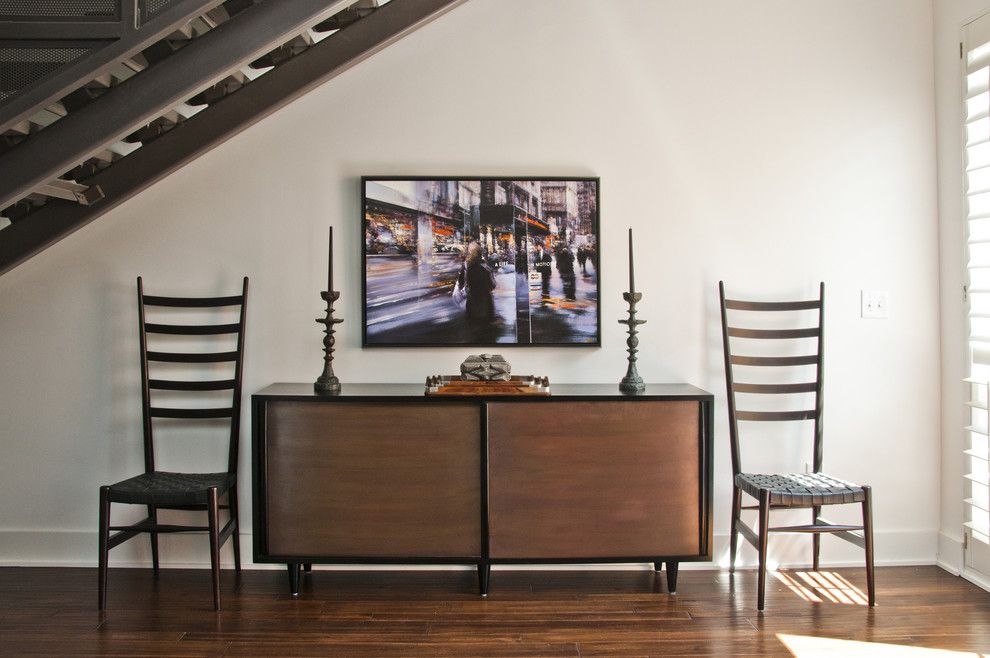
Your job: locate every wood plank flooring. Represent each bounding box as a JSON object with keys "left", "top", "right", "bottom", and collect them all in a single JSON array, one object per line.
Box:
[{"left": 1, "top": 566, "right": 988, "bottom": 656}]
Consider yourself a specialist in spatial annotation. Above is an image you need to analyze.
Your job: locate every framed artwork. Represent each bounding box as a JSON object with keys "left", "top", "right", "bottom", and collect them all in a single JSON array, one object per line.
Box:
[{"left": 362, "top": 176, "right": 601, "bottom": 347}]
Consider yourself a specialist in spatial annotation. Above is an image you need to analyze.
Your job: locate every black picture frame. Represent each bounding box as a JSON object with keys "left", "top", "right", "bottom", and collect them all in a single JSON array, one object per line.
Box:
[{"left": 362, "top": 176, "right": 601, "bottom": 348}]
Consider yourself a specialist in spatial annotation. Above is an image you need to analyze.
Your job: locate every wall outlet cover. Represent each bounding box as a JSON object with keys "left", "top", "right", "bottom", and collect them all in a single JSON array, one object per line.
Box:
[{"left": 861, "top": 290, "right": 889, "bottom": 319}]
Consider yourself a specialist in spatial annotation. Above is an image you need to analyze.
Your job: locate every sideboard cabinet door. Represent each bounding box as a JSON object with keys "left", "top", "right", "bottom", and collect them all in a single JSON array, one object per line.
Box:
[
  {"left": 487, "top": 401, "right": 701, "bottom": 559},
  {"left": 264, "top": 401, "right": 482, "bottom": 557}
]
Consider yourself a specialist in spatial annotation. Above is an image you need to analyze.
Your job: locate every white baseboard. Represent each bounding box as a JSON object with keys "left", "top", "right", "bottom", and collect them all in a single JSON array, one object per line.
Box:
[
  {"left": 0, "top": 528, "right": 940, "bottom": 570},
  {"left": 937, "top": 530, "right": 964, "bottom": 575},
  {"left": 935, "top": 531, "right": 990, "bottom": 593},
  {"left": 960, "top": 567, "right": 990, "bottom": 593}
]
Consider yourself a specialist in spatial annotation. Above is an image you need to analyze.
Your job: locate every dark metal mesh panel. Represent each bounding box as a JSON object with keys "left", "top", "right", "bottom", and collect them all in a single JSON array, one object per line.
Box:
[
  {"left": 0, "top": 0, "right": 118, "bottom": 19},
  {"left": 141, "top": 0, "right": 179, "bottom": 19},
  {"left": 0, "top": 46, "right": 90, "bottom": 103}
]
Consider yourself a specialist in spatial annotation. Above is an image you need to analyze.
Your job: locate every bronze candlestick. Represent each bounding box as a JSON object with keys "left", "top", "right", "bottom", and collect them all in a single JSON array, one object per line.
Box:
[
  {"left": 619, "top": 228, "right": 646, "bottom": 393},
  {"left": 619, "top": 291, "right": 646, "bottom": 392},
  {"left": 314, "top": 227, "right": 342, "bottom": 394},
  {"left": 314, "top": 290, "right": 343, "bottom": 394}
]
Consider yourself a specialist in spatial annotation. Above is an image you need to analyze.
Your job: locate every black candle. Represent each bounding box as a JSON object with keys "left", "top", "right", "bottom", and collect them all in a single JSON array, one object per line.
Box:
[
  {"left": 327, "top": 226, "right": 334, "bottom": 293},
  {"left": 628, "top": 228, "right": 635, "bottom": 293}
]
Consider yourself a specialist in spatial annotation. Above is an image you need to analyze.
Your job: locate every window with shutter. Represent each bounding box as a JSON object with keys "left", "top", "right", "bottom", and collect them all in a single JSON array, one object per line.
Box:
[{"left": 963, "top": 13, "right": 990, "bottom": 576}]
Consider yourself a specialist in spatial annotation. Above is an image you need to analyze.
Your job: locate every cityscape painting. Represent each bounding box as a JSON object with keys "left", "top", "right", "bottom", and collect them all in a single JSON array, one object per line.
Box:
[{"left": 362, "top": 177, "right": 600, "bottom": 347}]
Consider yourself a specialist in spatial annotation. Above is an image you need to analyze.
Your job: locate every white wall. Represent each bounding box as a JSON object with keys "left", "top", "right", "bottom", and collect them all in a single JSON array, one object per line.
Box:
[
  {"left": 934, "top": 0, "right": 990, "bottom": 578},
  {"left": 0, "top": 0, "right": 939, "bottom": 569}
]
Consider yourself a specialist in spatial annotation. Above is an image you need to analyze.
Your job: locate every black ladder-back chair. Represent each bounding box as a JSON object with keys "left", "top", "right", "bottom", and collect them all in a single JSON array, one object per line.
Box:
[
  {"left": 98, "top": 277, "right": 248, "bottom": 611},
  {"left": 718, "top": 281, "right": 875, "bottom": 611}
]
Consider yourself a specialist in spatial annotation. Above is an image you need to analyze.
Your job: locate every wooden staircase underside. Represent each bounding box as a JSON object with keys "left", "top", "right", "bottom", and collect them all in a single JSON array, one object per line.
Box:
[{"left": 0, "top": 0, "right": 463, "bottom": 276}]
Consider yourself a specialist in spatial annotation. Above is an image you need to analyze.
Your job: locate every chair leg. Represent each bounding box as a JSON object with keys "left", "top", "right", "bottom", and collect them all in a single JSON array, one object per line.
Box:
[
  {"left": 862, "top": 485, "right": 876, "bottom": 606},
  {"left": 227, "top": 487, "right": 241, "bottom": 572},
  {"left": 729, "top": 485, "right": 741, "bottom": 573},
  {"left": 148, "top": 504, "right": 160, "bottom": 575},
  {"left": 207, "top": 487, "right": 221, "bottom": 611},
  {"left": 757, "top": 488, "right": 771, "bottom": 612},
  {"left": 812, "top": 504, "right": 821, "bottom": 571},
  {"left": 98, "top": 486, "right": 110, "bottom": 611}
]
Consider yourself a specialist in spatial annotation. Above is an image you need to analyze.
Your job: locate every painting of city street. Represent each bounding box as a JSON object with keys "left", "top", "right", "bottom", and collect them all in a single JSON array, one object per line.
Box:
[{"left": 362, "top": 177, "right": 600, "bottom": 346}]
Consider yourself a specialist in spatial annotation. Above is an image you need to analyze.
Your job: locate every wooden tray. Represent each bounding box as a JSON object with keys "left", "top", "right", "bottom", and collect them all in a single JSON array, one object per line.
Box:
[{"left": 425, "top": 375, "right": 550, "bottom": 396}]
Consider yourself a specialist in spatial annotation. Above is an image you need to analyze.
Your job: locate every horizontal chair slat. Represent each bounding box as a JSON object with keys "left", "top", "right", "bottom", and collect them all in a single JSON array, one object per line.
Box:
[
  {"left": 144, "top": 322, "right": 241, "bottom": 335},
  {"left": 148, "top": 379, "right": 236, "bottom": 391},
  {"left": 730, "top": 355, "right": 818, "bottom": 366},
  {"left": 110, "top": 523, "right": 211, "bottom": 533},
  {"left": 769, "top": 524, "right": 864, "bottom": 533},
  {"left": 727, "top": 327, "right": 820, "bottom": 339},
  {"left": 149, "top": 407, "right": 234, "bottom": 419},
  {"left": 146, "top": 351, "right": 239, "bottom": 363},
  {"left": 732, "top": 382, "right": 818, "bottom": 394},
  {"left": 736, "top": 409, "right": 817, "bottom": 421},
  {"left": 724, "top": 299, "right": 820, "bottom": 311},
  {"left": 142, "top": 294, "right": 243, "bottom": 308},
  {"left": 155, "top": 504, "right": 232, "bottom": 512}
]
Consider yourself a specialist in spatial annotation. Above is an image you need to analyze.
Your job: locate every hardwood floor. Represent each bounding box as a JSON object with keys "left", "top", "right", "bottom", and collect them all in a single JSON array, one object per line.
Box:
[{"left": 1, "top": 566, "right": 988, "bottom": 656}]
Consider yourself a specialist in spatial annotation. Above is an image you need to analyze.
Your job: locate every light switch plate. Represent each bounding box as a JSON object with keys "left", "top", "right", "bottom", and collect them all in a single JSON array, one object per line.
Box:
[{"left": 861, "top": 290, "right": 889, "bottom": 319}]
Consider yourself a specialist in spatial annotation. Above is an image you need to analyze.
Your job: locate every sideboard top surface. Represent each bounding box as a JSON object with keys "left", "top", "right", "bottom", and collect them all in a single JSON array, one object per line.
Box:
[{"left": 253, "top": 382, "right": 713, "bottom": 401}]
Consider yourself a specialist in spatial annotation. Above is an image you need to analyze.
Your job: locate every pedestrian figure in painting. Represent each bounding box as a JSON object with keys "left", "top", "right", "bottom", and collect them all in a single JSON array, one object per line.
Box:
[
  {"left": 458, "top": 241, "right": 497, "bottom": 339},
  {"left": 577, "top": 245, "right": 588, "bottom": 274},
  {"left": 534, "top": 241, "right": 553, "bottom": 299},
  {"left": 556, "top": 243, "right": 577, "bottom": 301}
]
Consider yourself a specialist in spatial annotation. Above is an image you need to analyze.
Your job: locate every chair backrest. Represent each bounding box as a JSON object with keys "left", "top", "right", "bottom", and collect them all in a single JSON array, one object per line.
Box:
[
  {"left": 718, "top": 281, "right": 824, "bottom": 477},
  {"left": 137, "top": 276, "right": 248, "bottom": 476}
]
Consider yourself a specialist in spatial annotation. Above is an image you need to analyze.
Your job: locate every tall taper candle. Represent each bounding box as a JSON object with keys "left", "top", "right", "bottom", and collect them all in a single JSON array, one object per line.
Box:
[
  {"left": 628, "top": 227, "right": 635, "bottom": 293},
  {"left": 327, "top": 226, "right": 333, "bottom": 292}
]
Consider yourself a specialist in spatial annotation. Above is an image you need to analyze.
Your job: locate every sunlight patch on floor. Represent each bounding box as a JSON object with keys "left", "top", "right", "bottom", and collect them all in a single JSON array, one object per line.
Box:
[
  {"left": 778, "top": 634, "right": 988, "bottom": 657},
  {"left": 773, "top": 571, "right": 869, "bottom": 605}
]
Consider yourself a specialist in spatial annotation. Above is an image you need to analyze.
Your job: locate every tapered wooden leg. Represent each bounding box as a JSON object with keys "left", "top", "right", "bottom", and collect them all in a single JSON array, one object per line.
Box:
[
  {"left": 652, "top": 561, "right": 662, "bottom": 572},
  {"left": 148, "top": 504, "right": 159, "bottom": 575},
  {"left": 478, "top": 562, "right": 490, "bottom": 597},
  {"left": 665, "top": 560, "right": 680, "bottom": 594},
  {"left": 287, "top": 563, "right": 301, "bottom": 596},
  {"left": 303, "top": 564, "right": 312, "bottom": 573},
  {"left": 98, "top": 486, "right": 110, "bottom": 611},
  {"left": 227, "top": 488, "right": 241, "bottom": 572},
  {"left": 862, "top": 485, "right": 876, "bottom": 606},
  {"left": 729, "top": 485, "right": 741, "bottom": 573},
  {"left": 757, "top": 488, "right": 771, "bottom": 612},
  {"left": 207, "top": 487, "right": 221, "bottom": 611},
  {"left": 812, "top": 504, "right": 821, "bottom": 571}
]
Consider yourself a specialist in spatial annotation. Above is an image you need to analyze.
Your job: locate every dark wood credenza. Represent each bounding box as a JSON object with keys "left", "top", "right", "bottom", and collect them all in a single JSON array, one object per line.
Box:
[{"left": 251, "top": 383, "right": 713, "bottom": 596}]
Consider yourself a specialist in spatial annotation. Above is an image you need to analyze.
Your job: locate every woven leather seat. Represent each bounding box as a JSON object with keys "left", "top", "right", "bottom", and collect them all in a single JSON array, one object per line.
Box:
[
  {"left": 107, "top": 472, "right": 236, "bottom": 506},
  {"left": 735, "top": 472, "right": 866, "bottom": 507},
  {"left": 719, "top": 282, "right": 875, "bottom": 610}
]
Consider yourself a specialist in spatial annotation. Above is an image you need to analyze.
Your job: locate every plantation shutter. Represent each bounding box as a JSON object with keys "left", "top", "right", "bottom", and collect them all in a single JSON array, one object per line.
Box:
[{"left": 964, "top": 15, "right": 990, "bottom": 545}]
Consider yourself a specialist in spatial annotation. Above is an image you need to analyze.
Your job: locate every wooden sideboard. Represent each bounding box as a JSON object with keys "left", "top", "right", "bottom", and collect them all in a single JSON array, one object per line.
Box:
[{"left": 252, "top": 383, "right": 713, "bottom": 596}]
